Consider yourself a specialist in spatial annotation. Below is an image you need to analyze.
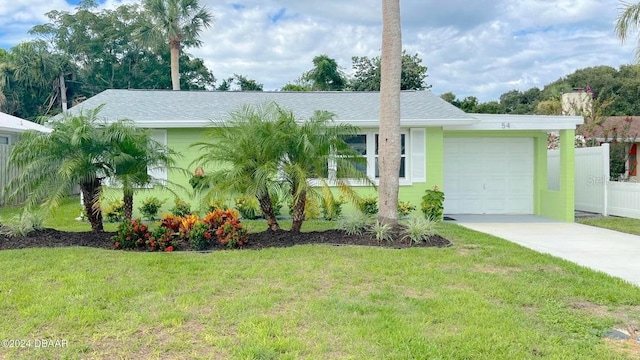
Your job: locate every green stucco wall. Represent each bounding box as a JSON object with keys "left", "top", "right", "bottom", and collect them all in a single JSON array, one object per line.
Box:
[{"left": 105, "top": 127, "right": 576, "bottom": 222}]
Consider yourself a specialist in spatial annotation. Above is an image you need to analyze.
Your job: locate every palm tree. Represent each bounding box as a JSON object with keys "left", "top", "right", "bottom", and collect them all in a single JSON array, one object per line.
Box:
[
  {"left": 138, "top": 0, "right": 213, "bottom": 91},
  {"left": 275, "top": 108, "right": 371, "bottom": 232},
  {"left": 108, "top": 124, "right": 177, "bottom": 221},
  {"left": 5, "top": 107, "right": 134, "bottom": 232},
  {"left": 191, "top": 103, "right": 283, "bottom": 231},
  {"left": 617, "top": 2, "right": 640, "bottom": 61},
  {"left": 377, "top": 0, "right": 403, "bottom": 225}
]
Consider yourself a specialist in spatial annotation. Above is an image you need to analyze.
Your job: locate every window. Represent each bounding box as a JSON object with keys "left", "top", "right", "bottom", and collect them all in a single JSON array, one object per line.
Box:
[
  {"left": 375, "top": 134, "right": 405, "bottom": 178},
  {"left": 331, "top": 131, "right": 409, "bottom": 183},
  {"left": 339, "top": 135, "right": 367, "bottom": 177},
  {"left": 0, "top": 135, "right": 10, "bottom": 145}
]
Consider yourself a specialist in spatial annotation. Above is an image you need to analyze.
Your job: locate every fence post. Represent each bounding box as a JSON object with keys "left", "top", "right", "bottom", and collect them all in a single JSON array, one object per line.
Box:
[{"left": 602, "top": 143, "right": 610, "bottom": 216}]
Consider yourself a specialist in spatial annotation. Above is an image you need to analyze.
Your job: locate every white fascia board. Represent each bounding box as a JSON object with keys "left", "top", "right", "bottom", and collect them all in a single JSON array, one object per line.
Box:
[
  {"left": 132, "top": 118, "right": 481, "bottom": 128},
  {"left": 335, "top": 118, "right": 480, "bottom": 127},
  {"left": 443, "top": 114, "right": 584, "bottom": 131}
]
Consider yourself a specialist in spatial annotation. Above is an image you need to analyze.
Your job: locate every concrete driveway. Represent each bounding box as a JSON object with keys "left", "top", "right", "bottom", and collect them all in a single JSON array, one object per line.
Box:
[{"left": 451, "top": 215, "right": 640, "bottom": 287}]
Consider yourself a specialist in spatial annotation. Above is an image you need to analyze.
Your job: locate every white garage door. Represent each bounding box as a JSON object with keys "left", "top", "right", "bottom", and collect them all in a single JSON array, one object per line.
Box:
[{"left": 444, "top": 137, "right": 534, "bottom": 214}]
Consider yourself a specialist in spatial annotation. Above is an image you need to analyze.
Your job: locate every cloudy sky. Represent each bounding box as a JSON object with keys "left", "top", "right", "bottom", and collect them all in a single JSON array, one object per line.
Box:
[{"left": 0, "top": 0, "right": 636, "bottom": 101}]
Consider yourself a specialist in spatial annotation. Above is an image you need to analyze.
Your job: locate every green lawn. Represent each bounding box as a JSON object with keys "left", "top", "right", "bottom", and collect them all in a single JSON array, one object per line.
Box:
[
  {"left": 578, "top": 216, "right": 640, "bottom": 236},
  {"left": 2, "top": 199, "right": 640, "bottom": 358}
]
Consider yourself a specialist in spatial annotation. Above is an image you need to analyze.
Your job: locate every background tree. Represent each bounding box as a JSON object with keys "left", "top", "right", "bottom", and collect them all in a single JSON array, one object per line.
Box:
[
  {"left": 350, "top": 50, "right": 428, "bottom": 91},
  {"left": 378, "top": 0, "right": 402, "bottom": 225},
  {"left": 0, "top": 40, "right": 73, "bottom": 121},
  {"left": 28, "top": 1, "right": 216, "bottom": 100},
  {"left": 5, "top": 108, "right": 136, "bottom": 232},
  {"left": 303, "top": 55, "right": 347, "bottom": 91},
  {"left": 616, "top": 1, "right": 640, "bottom": 61},
  {"left": 138, "top": 0, "right": 213, "bottom": 90},
  {"left": 216, "top": 74, "right": 263, "bottom": 91}
]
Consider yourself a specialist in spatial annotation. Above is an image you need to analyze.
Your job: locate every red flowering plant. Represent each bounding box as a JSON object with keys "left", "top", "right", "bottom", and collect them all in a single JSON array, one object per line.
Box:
[
  {"left": 161, "top": 214, "right": 182, "bottom": 232},
  {"left": 215, "top": 218, "right": 248, "bottom": 249},
  {"left": 113, "top": 219, "right": 151, "bottom": 250},
  {"left": 147, "top": 226, "right": 177, "bottom": 252}
]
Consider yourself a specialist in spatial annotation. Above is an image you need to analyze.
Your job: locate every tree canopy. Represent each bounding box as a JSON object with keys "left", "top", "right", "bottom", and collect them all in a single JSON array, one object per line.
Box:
[{"left": 351, "top": 50, "right": 429, "bottom": 91}]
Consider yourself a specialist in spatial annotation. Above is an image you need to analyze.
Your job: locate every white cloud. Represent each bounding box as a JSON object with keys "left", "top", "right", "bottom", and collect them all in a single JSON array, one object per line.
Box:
[{"left": 0, "top": 0, "right": 637, "bottom": 101}]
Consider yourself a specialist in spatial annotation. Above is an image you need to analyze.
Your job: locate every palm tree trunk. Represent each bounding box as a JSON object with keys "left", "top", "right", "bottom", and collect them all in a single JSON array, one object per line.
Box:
[
  {"left": 81, "top": 179, "right": 104, "bottom": 232},
  {"left": 378, "top": 0, "right": 402, "bottom": 226},
  {"left": 257, "top": 195, "right": 280, "bottom": 231},
  {"left": 291, "top": 191, "right": 306, "bottom": 233},
  {"left": 123, "top": 191, "right": 134, "bottom": 221},
  {"left": 170, "top": 42, "right": 181, "bottom": 91}
]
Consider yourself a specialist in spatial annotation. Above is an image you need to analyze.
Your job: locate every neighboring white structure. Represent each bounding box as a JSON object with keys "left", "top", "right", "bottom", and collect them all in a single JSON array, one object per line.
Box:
[
  {"left": 561, "top": 90, "right": 592, "bottom": 117},
  {"left": 0, "top": 112, "right": 51, "bottom": 206},
  {"left": 0, "top": 111, "right": 52, "bottom": 142},
  {"left": 549, "top": 144, "right": 640, "bottom": 219}
]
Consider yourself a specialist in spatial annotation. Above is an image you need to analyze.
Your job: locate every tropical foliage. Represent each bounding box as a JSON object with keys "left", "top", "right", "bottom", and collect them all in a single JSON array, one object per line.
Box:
[
  {"left": 4, "top": 107, "right": 173, "bottom": 231},
  {"left": 137, "top": 0, "right": 213, "bottom": 90},
  {"left": 193, "top": 102, "right": 373, "bottom": 232}
]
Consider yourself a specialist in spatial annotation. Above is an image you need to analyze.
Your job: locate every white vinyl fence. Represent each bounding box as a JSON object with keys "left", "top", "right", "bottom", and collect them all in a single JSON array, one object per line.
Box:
[{"left": 548, "top": 143, "right": 640, "bottom": 219}]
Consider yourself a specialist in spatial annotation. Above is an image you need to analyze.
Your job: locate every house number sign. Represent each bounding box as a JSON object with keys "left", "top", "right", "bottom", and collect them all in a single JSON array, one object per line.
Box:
[{"left": 501, "top": 122, "right": 511, "bottom": 129}]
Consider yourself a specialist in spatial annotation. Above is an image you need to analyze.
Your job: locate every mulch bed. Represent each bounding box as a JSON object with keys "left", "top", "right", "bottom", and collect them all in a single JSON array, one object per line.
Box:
[{"left": 0, "top": 228, "right": 452, "bottom": 251}]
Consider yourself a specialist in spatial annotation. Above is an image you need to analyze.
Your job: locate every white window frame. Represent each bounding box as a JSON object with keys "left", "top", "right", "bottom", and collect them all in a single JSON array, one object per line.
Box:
[
  {"left": 321, "top": 129, "right": 412, "bottom": 186},
  {"left": 0, "top": 133, "right": 11, "bottom": 145}
]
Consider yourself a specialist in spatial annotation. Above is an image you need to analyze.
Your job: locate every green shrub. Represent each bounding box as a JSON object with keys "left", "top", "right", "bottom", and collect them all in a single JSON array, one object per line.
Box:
[
  {"left": 359, "top": 196, "right": 378, "bottom": 215},
  {"left": 113, "top": 219, "right": 150, "bottom": 250},
  {"left": 421, "top": 186, "right": 445, "bottom": 221},
  {"left": 369, "top": 220, "right": 393, "bottom": 244},
  {"left": 397, "top": 201, "right": 416, "bottom": 218},
  {"left": 235, "top": 196, "right": 260, "bottom": 220},
  {"left": 139, "top": 197, "right": 166, "bottom": 220},
  {"left": 206, "top": 198, "right": 228, "bottom": 212},
  {"left": 188, "top": 222, "right": 211, "bottom": 251},
  {"left": 402, "top": 217, "right": 437, "bottom": 244},
  {"left": 339, "top": 213, "right": 372, "bottom": 235},
  {"left": 321, "top": 195, "right": 345, "bottom": 221},
  {"left": 170, "top": 198, "right": 192, "bottom": 217},
  {"left": 104, "top": 199, "right": 124, "bottom": 223}
]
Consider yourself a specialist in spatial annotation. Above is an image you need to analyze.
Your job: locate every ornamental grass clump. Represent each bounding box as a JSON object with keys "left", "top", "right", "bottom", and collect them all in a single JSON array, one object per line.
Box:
[
  {"left": 402, "top": 217, "right": 438, "bottom": 245},
  {"left": 339, "top": 213, "right": 372, "bottom": 235}
]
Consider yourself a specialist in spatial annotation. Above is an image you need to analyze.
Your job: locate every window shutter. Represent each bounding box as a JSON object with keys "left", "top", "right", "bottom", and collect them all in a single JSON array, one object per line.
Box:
[
  {"left": 410, "top": 128, "right": 426, "bottom": 182},
  {"left": 148, "top": 129, "right": 168, "bottom": 185}
]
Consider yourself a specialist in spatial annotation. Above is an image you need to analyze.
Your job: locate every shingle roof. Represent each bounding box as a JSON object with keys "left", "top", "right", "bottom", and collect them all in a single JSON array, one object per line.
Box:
[
  {"left": 577, "top": 116, "right": 640, "bottom": 141},
  {"left": 0, "top": 112, "right": 52, "bottom": 133},
  {"left": 59, "top": 89, "right": 474, "bottom": 127}
]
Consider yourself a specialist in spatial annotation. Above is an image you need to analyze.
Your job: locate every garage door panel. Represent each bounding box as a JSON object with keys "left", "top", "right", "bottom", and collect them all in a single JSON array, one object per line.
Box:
[{"left": 444, "top": 137, "right": 534, "bottom": 215}]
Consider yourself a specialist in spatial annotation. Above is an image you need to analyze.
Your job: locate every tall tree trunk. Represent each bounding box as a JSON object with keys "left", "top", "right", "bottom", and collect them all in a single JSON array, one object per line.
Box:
[
  {"left": 257, "top": 194, "right": 280, "bottom": 231},
  {"left": 170, "top": 41, "right": 181, "bottom": 91},
  {"left": 290, "top": 191, "right": 306, "bottom": 233},
  {"left": 123, "top": 191, "right": 134, "bottom": 221},
  {"left": 81, "top": 179, "right": 104, "bottom": 232},
  {"left": 59, "top": 73, "right": 67, "bottom": 112},
  {"left": 378, "top": 0, "right": 402, "bottom": 226}
]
